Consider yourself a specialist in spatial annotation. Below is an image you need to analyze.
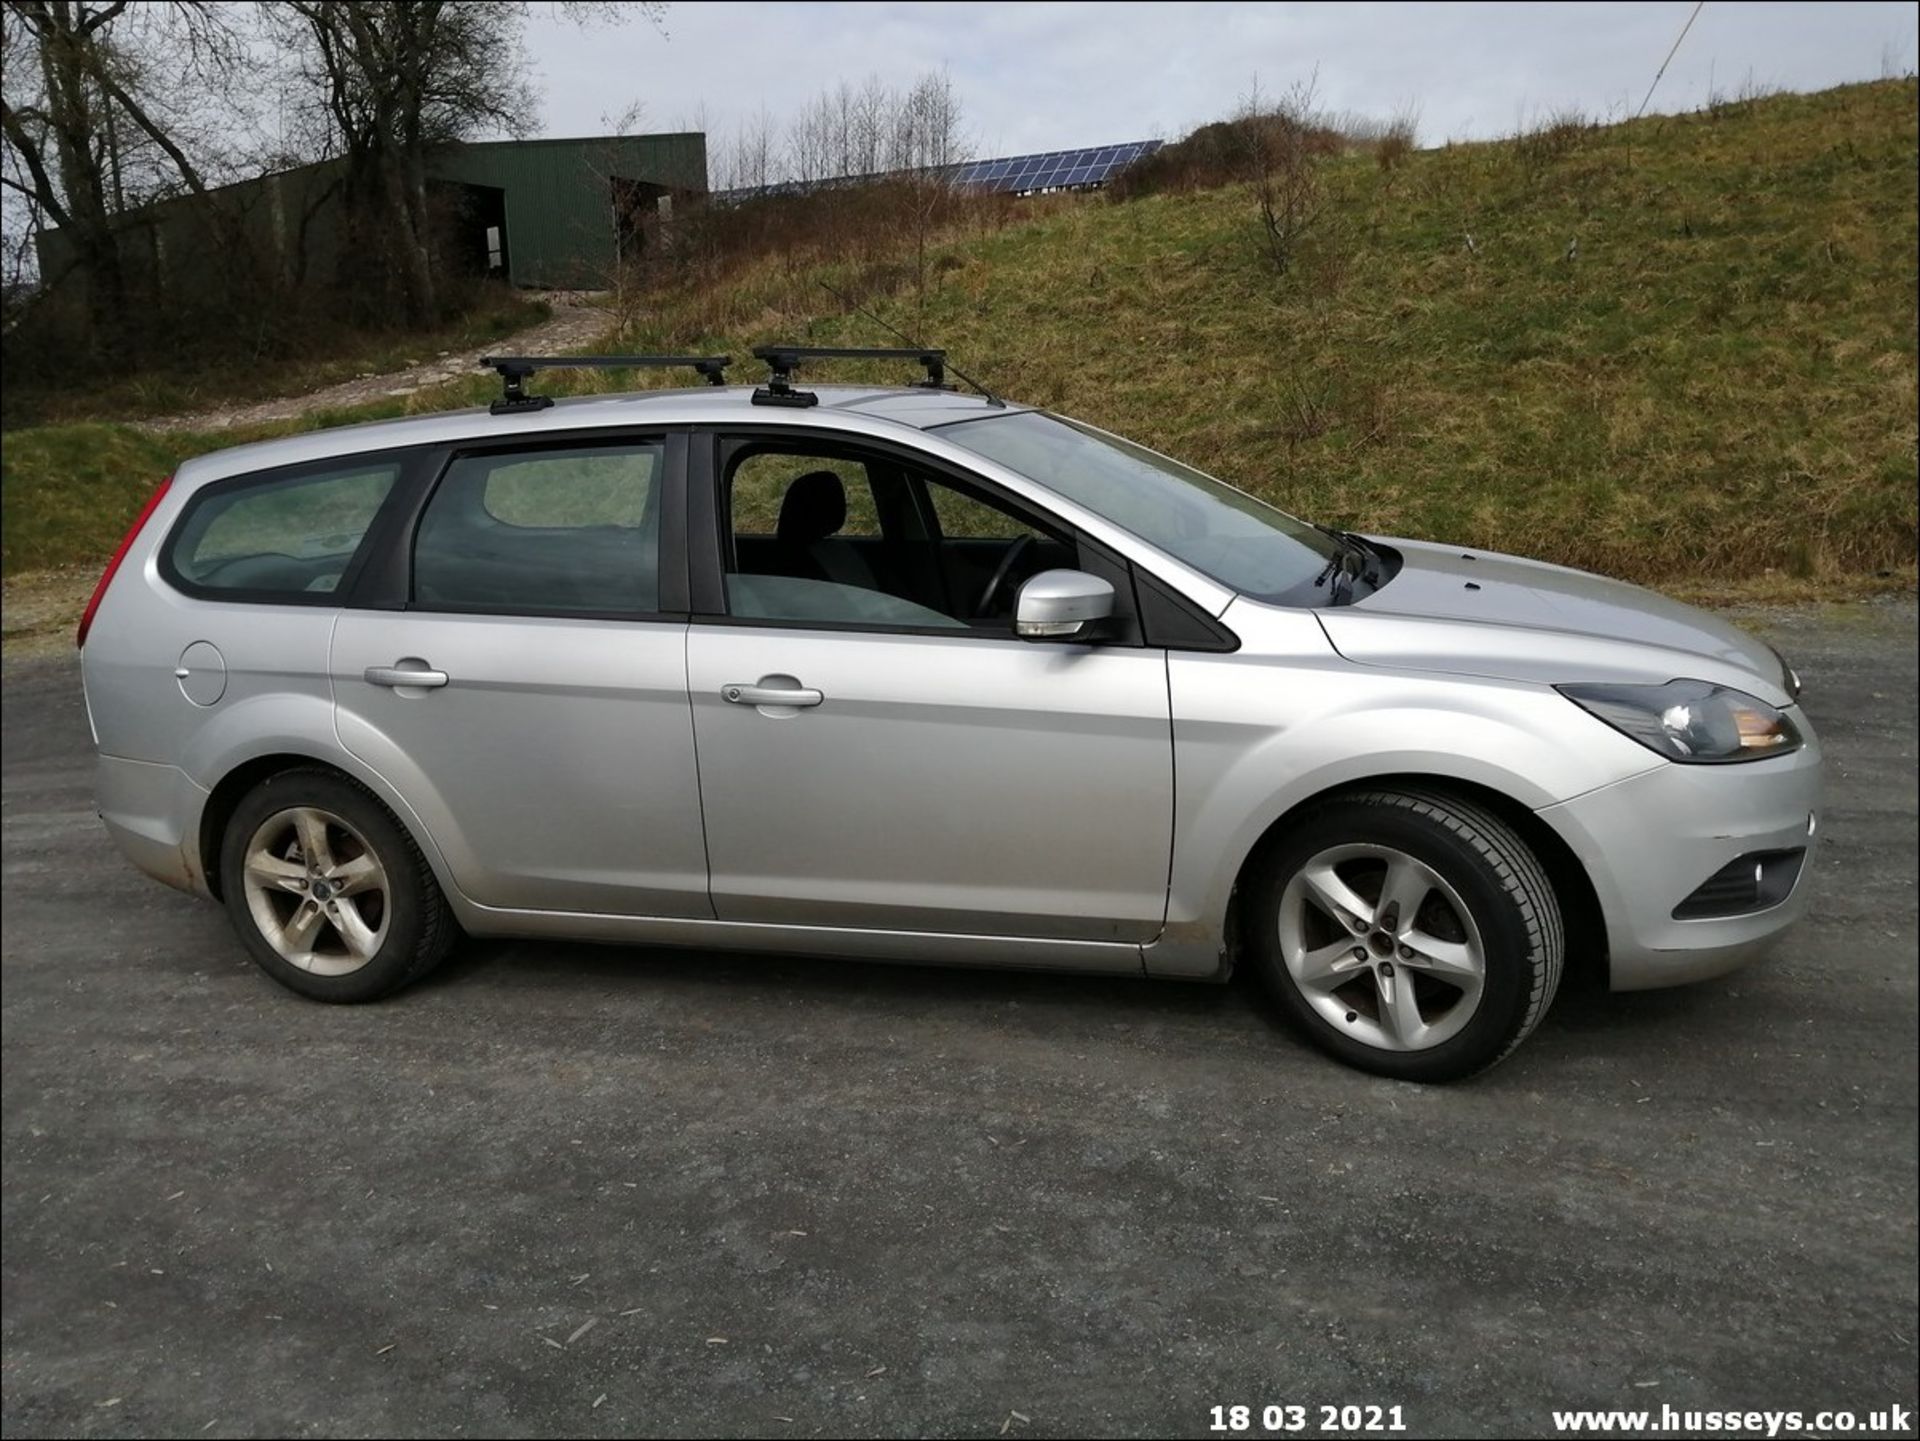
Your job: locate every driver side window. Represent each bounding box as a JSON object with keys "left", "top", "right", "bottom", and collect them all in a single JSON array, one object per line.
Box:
[
  {"left": 718, "top": 441, "right": 1075, "bottom": 632},
  {"left": 918, "top": 477, "right": 1059, "bottom": 625}
]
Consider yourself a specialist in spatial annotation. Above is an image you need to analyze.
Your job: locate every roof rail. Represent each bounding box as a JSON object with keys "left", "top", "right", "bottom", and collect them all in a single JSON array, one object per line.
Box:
[
  {"left": 750, "top": 344, "right": 949, "bottom": 408},
  {"left": 479, "top": 354, "right": 732, "bottom": 415}
]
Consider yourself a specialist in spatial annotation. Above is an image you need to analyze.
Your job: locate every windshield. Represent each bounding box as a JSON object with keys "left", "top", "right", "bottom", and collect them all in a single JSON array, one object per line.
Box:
[{"left": 937, "top": 410, "right": 1341, "bottom": 604}]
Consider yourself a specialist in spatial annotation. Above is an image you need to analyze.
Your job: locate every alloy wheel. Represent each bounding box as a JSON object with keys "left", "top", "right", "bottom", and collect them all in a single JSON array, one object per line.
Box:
[
  {"left": 241, "top": 806, "right": 390, "bottom": 976},
  {"left": 1276, "top": 842, "right": 1487, "bottom": 1052}
]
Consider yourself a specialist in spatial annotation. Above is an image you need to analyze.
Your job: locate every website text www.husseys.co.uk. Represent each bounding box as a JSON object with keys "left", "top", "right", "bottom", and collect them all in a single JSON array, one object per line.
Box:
[{"left": 1549, "top": 1403, "right": 1914, "bottom": 1436}]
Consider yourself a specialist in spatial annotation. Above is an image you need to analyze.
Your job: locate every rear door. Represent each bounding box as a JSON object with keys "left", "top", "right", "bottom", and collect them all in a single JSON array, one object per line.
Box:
[{"left": 332, "top": 432, "right": 709, "bottom": 918}]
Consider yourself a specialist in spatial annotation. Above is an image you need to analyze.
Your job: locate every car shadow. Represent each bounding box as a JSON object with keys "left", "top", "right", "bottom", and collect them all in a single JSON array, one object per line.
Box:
[
  {"left": 417, "top": 931, "right": 1250, "bottom": 1024},
  {"left": 415, "top": 930, "right": 1724, "bottom": 1051}
]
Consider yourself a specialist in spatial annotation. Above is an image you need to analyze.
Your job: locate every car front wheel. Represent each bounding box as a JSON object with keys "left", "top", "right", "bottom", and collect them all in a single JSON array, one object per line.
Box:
[
  {"left": 219, "top": 768, "right": 455, "bottom": 1003},
  {"left": 1245, "top": 787, "right": 1564, "bottom": 1082}
]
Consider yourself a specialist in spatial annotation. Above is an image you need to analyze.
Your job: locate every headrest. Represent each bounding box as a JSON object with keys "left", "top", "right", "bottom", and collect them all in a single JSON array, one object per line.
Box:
[{"left": 776, "top": 470, "right": 847, "bottom": 544}]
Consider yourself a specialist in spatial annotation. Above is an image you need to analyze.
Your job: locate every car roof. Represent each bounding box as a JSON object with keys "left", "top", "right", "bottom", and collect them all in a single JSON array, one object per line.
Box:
[
  {"left": 160, "top": 379, "right": 1243, "bottom": 617},
  {"left": 173, "top": 385, "right": 1029, "bottom": 486}
]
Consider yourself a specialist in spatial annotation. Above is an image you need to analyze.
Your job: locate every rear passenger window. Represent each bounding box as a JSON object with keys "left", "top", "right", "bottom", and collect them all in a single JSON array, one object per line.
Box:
[
  {"left": 168, "top": 461, "right": 398, "bottom": 596},
  {"left": 413, "top": 443, "right": 663, "bottom": 614}
]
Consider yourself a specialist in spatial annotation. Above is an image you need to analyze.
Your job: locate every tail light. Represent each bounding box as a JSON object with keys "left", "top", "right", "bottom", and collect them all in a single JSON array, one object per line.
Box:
[{"left": 76, "top": 476, "right": 172, "bottom": 649}]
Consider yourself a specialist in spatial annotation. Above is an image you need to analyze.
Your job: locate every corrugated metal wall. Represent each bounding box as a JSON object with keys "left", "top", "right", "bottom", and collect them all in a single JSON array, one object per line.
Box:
[
  {"left": 36, "top": 132, "right": 708, "bottom": 302},
  {"left": 429, "top": 133, "right": 708, "bottom": 288},
  {"left": 34, "top": 160, "right": 350, "bottom": 308}
]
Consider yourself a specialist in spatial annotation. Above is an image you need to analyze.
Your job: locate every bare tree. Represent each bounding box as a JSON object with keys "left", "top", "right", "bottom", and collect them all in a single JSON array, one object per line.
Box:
[
  {"left": 788, "top": 89, "right": 834, "bottom": 186},
  {"left": 266, "top": 2, "right": 529, "bottom": 325},
  {"left": 266, "top": 1, "right": 661, "bottom": 326},
  {"left": 849, "top": 74, "right": 888, "bottom": 176},
  {"left": 601, "top": 98, "right": 646, "bottom": 136},
  {"left": 1, "top": 135, "right": 49, "bottom": 323},
  {"left": 1239, "top": 70, "right": 1328, "bottom": 277},
  {"left": 906, "top": 69, "right": 965, "bottom": 172},
  {"left": 1, "top": 0, "right": 244, "bottom": 346},
  {"left": 729, "top": 106, "right": 775, "bottom": 190},
  {"left": 892, "top": 70, "right": 969, "bottom": 328}
]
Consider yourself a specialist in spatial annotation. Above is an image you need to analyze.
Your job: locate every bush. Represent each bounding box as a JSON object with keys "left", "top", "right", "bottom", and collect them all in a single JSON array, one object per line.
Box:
[
  {"left": 1512, "top": 107, "right": 1593, "bottom": 169},
  {"left": 618, "top": 175, "right": 1018, "bottom": 338},
  {"left": 1375, "top": 123, "right": 1416, "bottom": 170},
  {"left": 1108, "top": 115, "right": 1346, "bottom": 201}
]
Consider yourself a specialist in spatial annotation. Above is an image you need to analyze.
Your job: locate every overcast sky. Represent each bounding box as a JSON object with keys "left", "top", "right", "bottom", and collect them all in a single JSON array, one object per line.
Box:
[{"left": 521, "top": 1, "right": 1917, "bottom": 158}]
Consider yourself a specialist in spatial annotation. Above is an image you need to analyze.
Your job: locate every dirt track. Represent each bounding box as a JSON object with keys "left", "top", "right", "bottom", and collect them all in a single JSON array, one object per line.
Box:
[{"left": 139, "top": 290, "right": 609, "bottom": 434}]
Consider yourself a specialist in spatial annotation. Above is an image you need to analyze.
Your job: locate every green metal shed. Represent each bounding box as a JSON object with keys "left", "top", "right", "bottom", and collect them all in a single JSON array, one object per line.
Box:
[
  {"left": 429, "top": 132, "right": 708, "bottom": 288},
  {"left": 35, "top": 130, "right": 708, "bottom": 302}
]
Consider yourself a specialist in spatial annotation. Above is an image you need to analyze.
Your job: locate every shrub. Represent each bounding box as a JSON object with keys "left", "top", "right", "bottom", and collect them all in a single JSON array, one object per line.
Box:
[{"left": 1512, "top": 107, "right": 1593, "bottom": 169}]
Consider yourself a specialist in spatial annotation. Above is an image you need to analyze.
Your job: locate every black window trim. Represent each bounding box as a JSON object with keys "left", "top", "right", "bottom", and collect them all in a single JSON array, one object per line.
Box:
[
  {"left": 156, "top": 448, "right": 423, "bottom": 609},
  {"left": 685, "top": 422, "right": 1237, "bottom": 651},
  {"left": 361, "top": 428, "right": 691, "bottom": 623}
]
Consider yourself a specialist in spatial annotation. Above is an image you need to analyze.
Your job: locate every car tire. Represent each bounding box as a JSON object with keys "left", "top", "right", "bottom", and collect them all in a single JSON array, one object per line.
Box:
[
  {"left": 1244, "top": 787, "right": 1563, "bottom": 1083},
  {"left": 218, "top": 767, "right": 456, "bottom": 1003}
]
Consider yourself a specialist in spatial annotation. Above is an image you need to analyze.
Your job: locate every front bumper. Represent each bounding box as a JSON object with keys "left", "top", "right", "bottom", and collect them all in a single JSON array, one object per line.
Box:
[
  {"left": 1537, "top": 718, "right": 1823, "bottom": 990},
  {"left": 96, "top": 753, "right": 212, "bottom": 897}
]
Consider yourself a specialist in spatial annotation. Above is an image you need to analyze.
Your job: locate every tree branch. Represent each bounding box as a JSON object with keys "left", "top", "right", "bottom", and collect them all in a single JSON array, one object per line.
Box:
[
  {"left": 77, "top": 0, "right": 131, "bottom": 36},
  {"left": 0, "top": 104, "right": 75, "bottom": 229},
  {"left": 94, "top": 69, "right": 211, "bottom": 200}
]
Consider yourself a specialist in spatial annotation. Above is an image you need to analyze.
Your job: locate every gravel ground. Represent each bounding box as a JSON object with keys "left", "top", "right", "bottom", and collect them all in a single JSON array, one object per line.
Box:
[
  {"left": 138, "top": 291, "right": 609, "bottom": 435},
  {"left": 2, "top": 600, "right": 1915, "bottom": 1439}
]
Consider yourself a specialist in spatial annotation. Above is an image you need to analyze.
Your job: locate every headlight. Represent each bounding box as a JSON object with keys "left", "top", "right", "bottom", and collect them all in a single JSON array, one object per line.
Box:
[{"left": 1556, "top": 680, "right": 1802, "bottom": 763}]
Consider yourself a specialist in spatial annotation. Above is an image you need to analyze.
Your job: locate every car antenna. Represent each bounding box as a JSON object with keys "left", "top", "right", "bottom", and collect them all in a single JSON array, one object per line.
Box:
[{"left": 816, "top": 279, "right": 1004, "bottom": 408}]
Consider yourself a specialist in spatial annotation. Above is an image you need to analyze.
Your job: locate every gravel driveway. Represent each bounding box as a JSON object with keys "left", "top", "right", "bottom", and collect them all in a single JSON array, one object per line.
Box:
[{"left": 139, "top": 291, "right": 609, "bottom": 435}]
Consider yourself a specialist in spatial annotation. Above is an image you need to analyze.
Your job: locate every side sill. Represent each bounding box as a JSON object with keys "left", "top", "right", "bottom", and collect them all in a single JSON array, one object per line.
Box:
[{"left": 450, "top": 902, "right": 1149, "bottom": 976}]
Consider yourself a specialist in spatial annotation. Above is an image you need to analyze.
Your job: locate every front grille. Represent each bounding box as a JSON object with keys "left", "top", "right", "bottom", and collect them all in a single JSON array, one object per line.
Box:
[{"left": 1673, "top": 849, "right": 1807, "bottom": 920}]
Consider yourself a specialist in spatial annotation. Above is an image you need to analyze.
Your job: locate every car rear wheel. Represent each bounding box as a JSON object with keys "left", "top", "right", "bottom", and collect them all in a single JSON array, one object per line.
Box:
[
  {"left": 1245, "top": 787, "right": 1563, "bottom": 1082},
  {"left": 219, "top": 768, "right": 455, "bottom": 1003}
]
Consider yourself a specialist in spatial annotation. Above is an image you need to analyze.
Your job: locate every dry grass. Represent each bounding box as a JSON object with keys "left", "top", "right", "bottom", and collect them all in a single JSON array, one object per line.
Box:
[
  {"left": 4, "top": 79, "right": 1915, "bottom": 604},
  {"left": 1, "top": 286, "right": 546, "bottom": 431},
  {"left": 2, "top": 569, "right": 97, "bottom": 657},
  {"left": 614, "top": 79, "right": 1919, "bottom": 590}
]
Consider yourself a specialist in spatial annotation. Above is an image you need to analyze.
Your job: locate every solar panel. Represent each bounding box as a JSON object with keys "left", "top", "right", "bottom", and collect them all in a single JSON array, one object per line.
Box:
[
  {"left": 974, "top": 139, "right": 1158, "bottom": 193},
  {"left": 713, "top": 138, "right": 1163, "bottom": 203}
]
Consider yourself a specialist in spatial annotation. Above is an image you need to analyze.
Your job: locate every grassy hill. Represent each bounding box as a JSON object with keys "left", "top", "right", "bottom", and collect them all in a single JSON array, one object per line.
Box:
[{"left": 4, "top": 80, "right": 1915, "bottom": 606}]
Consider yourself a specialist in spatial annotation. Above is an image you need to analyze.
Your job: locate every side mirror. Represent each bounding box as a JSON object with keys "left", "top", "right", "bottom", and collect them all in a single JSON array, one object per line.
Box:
[{"left": 1013, "top": 569, "right": 1115, "bottom": 642}]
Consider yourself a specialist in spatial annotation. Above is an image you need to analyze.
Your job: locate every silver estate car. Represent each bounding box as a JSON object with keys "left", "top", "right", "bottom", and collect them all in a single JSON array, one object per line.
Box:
[{"left": 78, "top": 350, "right": 1822, "bottom": 1082}]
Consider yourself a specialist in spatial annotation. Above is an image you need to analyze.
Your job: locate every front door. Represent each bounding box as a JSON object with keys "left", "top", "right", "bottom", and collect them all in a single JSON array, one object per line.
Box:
[
  {"left": 685, "top": 434, "right": 1173, "bottom": 943},
  {"left": 332, "top": 435, "right": 709, "bottom": 918}
]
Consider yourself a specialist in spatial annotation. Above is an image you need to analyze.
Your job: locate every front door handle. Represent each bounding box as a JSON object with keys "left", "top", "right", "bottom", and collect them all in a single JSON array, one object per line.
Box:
[
  {"left": 722, "top": 681, "right": 823, "bottom": 708},
  {"left": 365, "top": 663, "right": 449, "bottom": 689}
]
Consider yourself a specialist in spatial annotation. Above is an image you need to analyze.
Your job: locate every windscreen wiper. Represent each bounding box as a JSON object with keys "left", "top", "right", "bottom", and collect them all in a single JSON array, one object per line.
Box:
[
  {"left": 1313, "top": 546, "right": 1359, "bottom": 604},
  {"left": 1314, "top": 523, "right": 1382, "bottom": 589}
]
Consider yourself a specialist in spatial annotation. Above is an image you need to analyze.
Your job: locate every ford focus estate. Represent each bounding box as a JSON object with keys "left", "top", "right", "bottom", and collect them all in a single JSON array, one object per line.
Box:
[{"left": 77, "top": 348, "right": 1822, "bottom": 1082}]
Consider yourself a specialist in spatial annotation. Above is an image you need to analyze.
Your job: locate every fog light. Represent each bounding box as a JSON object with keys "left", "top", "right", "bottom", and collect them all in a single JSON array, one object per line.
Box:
[{"left": 1673, "top": 849, "right": 1807, "bottom": 919}]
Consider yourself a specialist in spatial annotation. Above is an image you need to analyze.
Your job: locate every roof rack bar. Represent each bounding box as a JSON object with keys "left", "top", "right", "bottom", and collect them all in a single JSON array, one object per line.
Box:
[
  {"left": 479, "top": 353, "right": 733, "bottom": 415},
  {"left": 749, "top": 344, "right": 948, "bottom": 408}
]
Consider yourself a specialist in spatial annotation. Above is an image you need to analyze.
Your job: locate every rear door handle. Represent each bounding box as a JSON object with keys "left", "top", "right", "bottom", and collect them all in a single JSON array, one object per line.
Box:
[
  {"left": 722, "top": 682, "right": 823, "bottom": 708},
  {"left": 365, "top": 663, "right": 449, "bottom": 689}
]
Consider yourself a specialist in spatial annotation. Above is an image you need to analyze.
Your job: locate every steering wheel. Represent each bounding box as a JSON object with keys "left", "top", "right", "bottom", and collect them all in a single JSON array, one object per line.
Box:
[{"left": 974, "top": 534, "right": 1036, "bottom": 618}]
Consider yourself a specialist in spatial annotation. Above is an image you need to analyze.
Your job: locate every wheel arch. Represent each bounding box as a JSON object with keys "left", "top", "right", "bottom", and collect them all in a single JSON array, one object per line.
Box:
[
  {"left": 1215, "top": 772, "right": 1608, "bottom": 988},
  {"left": 197, "top": 750, "right": 456, "bottom": 906}
]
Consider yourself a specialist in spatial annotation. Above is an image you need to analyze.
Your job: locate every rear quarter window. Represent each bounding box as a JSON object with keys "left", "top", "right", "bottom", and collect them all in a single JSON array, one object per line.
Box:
[{"left": 166, "top": 461, "right": 399, "bottom": 598}]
